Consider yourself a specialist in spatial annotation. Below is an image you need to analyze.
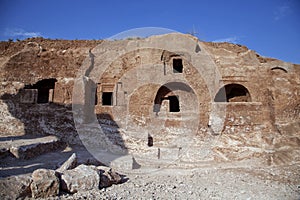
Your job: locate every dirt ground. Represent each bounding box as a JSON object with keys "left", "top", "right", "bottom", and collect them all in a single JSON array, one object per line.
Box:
[
  {"left": 57, "top": 164, "right": 300, "bottom": 200},
  {"left": 1, "top": 145, "right": 299, "bottom": 200}
]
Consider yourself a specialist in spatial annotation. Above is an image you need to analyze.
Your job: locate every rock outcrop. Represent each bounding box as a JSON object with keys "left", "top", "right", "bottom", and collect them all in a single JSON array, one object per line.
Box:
[
  {"left": 61, "top": 164, "right": 100, "bottom": 193},
  {"left": 30, "top": 169, "right": 60, "bottom": 198}
]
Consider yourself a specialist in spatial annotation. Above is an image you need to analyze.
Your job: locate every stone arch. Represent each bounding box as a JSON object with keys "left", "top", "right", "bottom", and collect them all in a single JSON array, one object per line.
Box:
[
  {"left": 214, "top": 83, "right": 251, "bottom": 102},
  {"left": 153, "top": 82, "right": 195, "bottom": 114}
]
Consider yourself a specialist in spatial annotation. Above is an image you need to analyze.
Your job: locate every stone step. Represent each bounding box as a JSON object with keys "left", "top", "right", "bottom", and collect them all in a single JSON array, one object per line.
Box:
[{"left": 1, "top": 136, "right": 65, "bottom": 159}]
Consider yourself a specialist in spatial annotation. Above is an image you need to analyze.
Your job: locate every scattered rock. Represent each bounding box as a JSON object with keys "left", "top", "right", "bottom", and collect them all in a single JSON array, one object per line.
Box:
[
  {"left": 0, "top": 173, "right": 32, "bottom": 199},
  {"left": 30, "top": 169, "right": 60, "bottom": 198},
  {"left": 97, "top": 166, "right": 123, "bottom": 188},
  {"left": 61, "top": 164, "right": 100, "bottom": 193},
  {"left": 56, "top": 153, "right": 77, "bottom": 173},
  {"left": 108, "top": 168, "right": 122, "bottom": 184}
]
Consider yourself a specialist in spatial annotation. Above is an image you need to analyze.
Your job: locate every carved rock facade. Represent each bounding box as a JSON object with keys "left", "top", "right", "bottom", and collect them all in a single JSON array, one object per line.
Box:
[{"left": 0, "top": 34, "right": 299, "bottom": 166}]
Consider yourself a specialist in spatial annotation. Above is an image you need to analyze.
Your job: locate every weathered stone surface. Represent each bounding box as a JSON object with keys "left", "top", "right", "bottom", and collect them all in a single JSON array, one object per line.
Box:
[
  {"left": 0, "top": 35, "right": 299, "bottom": 166},
  {"left": 30, "top": 169, "right": 60, "bottom": 198},
  {"left": 0, "top": 174, "right": 32, "bottom": 199},
  {"left": 56, "top": 153, "right": 77, "bottom": 173},
  {"left": 97, "top": 166, "right": 122, "bottom": 188},
  {"left": 61, "top": 164, "right": 100, "bottom": 193},
  {"left": 8, "top": 136, "right": 65, "bottom": 159},
  {"left": 0, "top": 32, "right": 299, "bottom": 200}
]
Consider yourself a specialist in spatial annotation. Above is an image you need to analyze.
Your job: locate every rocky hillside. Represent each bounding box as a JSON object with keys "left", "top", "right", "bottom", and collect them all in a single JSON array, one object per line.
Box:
[{"left": 0, "top": 38, "right": 102, "bottom": 85}]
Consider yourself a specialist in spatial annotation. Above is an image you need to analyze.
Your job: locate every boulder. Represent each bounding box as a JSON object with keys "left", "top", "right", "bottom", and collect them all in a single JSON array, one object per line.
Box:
[
  {"left": 56, "top": 153, "right": 77, "bottom": 173},
  {"left": 30, "top": 169, "right": 60, "bottom": 198},
  {"left": 97, "top": 166, "right": 123, "bottom": 188},
  {"left": 61, "top": 164, "right": 100, "bottom": 193},
  {"left": 0, "top": 174, "right": 32, "bottom": 199}
]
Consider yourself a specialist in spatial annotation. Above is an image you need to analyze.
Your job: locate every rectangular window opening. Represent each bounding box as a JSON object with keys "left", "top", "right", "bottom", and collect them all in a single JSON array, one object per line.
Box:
[
  {"left": 173, "top": 58, "right": 183, "bottom": 73},
  {"left": 168, "top": 95, "right": 180, "bottom": 112},
  {"left": 102, "top": 92, "right": 113, "bottom": 106}
]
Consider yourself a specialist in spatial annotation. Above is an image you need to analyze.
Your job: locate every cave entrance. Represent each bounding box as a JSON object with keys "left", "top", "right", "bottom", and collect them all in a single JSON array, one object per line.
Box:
[
  {"left": 38, "top": 88, "right": 51, "bottom": 103},
  {"left": 25, "top": 78, "right": 57, "bottom": 103}
]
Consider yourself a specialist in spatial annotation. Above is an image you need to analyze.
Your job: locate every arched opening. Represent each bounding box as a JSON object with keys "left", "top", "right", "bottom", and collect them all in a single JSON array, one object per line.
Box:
[
  {"left": 153, "top": 82, "right": 194, "bottom": 114},
  {"left": 25, "top": 78, "right": 57, "bottom": 103},
  {"left": 214, "top": 83, "right": 251, "bottom": 102}
]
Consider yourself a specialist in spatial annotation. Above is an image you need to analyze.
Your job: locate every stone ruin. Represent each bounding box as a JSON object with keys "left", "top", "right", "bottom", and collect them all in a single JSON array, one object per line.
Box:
[{"left": 0, "top": 33, "right": 300, "bottom": 169}]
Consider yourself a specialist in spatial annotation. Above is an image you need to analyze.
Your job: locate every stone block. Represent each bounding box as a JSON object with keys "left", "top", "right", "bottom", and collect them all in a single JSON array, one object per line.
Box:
[{"left": 31, "top": 169, "right": 60, "bottom": 198}]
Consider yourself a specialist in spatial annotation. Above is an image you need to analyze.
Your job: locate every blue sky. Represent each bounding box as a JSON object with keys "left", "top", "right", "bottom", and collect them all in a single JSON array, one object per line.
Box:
[{"left": 0, "top": 0, "right": 299, "bottom": 63}]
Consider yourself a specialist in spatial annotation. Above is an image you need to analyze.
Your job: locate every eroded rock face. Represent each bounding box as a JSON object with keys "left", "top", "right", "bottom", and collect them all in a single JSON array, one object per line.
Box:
[
  {"left": 61, "top": 164, "right": 100, "bottom": 193},
  {"left": 30, "top": 169, "right": 60, "bottom": 198},
  {"left": 0, "top": 173, "right": 32, "bottom": 199}
]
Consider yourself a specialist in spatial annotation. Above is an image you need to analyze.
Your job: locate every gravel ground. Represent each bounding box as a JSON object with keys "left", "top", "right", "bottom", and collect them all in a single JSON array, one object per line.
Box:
[
  {"left": 2, "top": 145, "right": 299, "bottom": 200},
  {"left": 53, "top": 165, "right": 300, "bottom": 200}
]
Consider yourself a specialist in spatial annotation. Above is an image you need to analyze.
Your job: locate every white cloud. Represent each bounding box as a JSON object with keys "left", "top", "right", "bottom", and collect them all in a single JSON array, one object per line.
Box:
[
  {"left": 212, "top": 36, "right": 239, "bottom": 44},
  {"left": 4, "top": 28, "right": 42, "bottom": 38},
  {"left": 274, "top": 5, "right": 291, "bottom": 20}
]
